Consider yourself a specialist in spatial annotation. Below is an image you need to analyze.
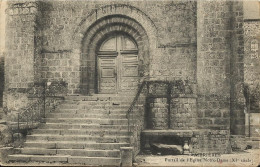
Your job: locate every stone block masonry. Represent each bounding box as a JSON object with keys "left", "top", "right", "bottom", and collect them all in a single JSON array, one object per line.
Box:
[
  {"left": 40, "top": 51, "right": 80, "bottom": 94},
  {"left": 191, "top": 130, "right": 230, "bottom": 154},
  {"left": 170, "top": 98, "right": 197, "bottom": 130},
  {"left": 197, "top": 0, "right": 245, "bottom": 133},
  {"left": 5, "top": 1, "right": 40, "bottom": 88},
  {"left": 4, "top": 1, "right": 42, "bottom": 110},
  {"left": 147, "top": 98, "right": 168, "bottom": 130}
]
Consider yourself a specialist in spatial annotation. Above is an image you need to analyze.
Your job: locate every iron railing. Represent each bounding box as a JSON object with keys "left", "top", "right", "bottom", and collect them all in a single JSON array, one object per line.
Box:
[
  {"left": 10, "top": 81, "right": 68, "bottom": 141},
  {"left": 126, "top": 81, "right": 147, "bottom": 132},
  {"left": 126, "top": 80, "right": 147, "bottom": 155}
]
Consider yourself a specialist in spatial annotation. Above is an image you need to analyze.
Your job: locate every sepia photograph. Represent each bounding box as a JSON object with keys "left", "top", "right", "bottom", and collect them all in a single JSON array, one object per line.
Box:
[{"left": 0, "top": 0, "right": 259, "bottom": 166}]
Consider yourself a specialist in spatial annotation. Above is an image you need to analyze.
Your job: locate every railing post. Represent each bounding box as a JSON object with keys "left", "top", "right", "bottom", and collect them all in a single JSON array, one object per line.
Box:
[
  {"left": 26, "top": 114, "right": 29, "bottom": 129},
  {"left": 31, "top": 108, "right": 33, "bottom": 127},
  {"left": 17, "top": 113, "right": 20, "bottom": 141},
  {"left": 43, "top": 82, "right": 46, "bottom": 118},
  {"left": 128, "top": 114, "right": 130, "bottom": 133},
  {"left": 248, "top": 88, "right": 250, "bottom": 138}
]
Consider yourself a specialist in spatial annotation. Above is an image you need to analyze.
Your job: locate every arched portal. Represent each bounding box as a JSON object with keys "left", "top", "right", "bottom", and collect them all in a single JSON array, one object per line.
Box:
[{"left": 81, "top": 15, "right": 150, "bottom": 94}]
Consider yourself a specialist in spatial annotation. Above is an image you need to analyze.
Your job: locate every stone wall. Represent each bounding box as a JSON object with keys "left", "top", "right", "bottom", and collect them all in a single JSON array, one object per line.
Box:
[
  {"left": 40, "top": 52, "right": 79, "bottom": 94},
  {"left": 37, "top": 0, "right": 197, "bottom": 94},
  {"left": 191, "top": 130, "right": 230, "bottom": 154},
  {"left": 4, "top": 0, "right": 198, "bottom": 104},
  {"left": 244, "top": 21, "right": 260, "bottom": 112}
]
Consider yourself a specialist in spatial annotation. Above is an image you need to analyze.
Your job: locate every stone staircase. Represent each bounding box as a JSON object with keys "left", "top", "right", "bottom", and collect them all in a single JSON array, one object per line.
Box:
[{"left": 8, "top": 94, "right": 137, "bottom": 165}]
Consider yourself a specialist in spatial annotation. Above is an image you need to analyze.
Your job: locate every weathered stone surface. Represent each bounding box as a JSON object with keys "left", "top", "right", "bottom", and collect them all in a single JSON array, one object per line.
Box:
[
  {"left": 230, "top": 135, "right": 247, "bottom": 151},
  {"left": 191, "top": 129, "right": 231, "bottom": 154},
  {"left": 0, "top": 147, "right": 14, "bottom": 163},
  {"left": 6, "top": 94, "right": 136, "bottom": 165},
  {"left": 170, "top": 98, "right": 197, "bottom": 130}
]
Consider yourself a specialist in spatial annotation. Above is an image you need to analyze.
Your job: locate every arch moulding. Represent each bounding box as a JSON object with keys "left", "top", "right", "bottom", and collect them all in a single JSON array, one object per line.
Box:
[{"left": 72, "top": 4, "right": 158, "bottom": 55}]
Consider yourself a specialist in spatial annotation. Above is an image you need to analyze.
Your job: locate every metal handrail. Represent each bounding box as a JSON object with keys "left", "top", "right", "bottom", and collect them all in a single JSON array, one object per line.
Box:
[
  {"left": 126, "top": 81, "right": 146, "bottom": 118},
  {"left": 11, "top": 81, "right": 67, "bottom": 141},
  {"left": 125, "top": 80, "right": 147, "bottom": 156}
]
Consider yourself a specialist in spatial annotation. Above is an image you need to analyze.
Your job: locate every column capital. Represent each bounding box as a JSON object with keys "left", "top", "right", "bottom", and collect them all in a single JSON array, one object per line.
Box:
[{"left": 6, "top": 0, "right": 41, "bottom": 16}]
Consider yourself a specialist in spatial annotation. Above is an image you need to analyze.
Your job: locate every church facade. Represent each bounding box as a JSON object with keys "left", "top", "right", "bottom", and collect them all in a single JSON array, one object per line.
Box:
[{"left": 0, "top": 0, "right": 259, "bottom": 165}]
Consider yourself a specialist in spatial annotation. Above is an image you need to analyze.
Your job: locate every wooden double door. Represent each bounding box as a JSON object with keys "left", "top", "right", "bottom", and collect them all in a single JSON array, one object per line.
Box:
[{"left": 97, "top": 35, "right": 139, "bottom": 94}]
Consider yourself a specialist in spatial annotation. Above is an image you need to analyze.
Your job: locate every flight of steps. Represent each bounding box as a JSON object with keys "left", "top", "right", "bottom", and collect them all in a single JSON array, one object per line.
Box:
[{"left": 8, "top": 94, "right": 137, "bottom": 165}]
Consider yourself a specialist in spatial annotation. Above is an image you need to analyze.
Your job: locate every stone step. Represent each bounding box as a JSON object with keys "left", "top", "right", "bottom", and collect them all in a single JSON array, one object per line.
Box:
[
  {"left": 26, "top": 134, "right": 130, "bottom": 143},
  {"left": 68, "top": 156, "right": 121, "bottom": 165},
  {"left": 18, "top": 148, "right": 120, "bottom": 157},
  {"left": 59, "top": 102, "right": 132, "bottom": 108},
  {"left": 32, "top": 129, "right": 130, "bottom": 136},
  {"left": 24, "top": 141, "right": 129, "bottom": 149},
  {"left": 44, "top": 118, "right": 128, "bottom": 124},
  {"left": 64, "top": 95, "right": 138, "bottom": 101},
  {"left": 40, "top": 123, "right": 131, "bottom": 130},
  {"left": 8, "top": 154, "right": 121, "bottom": 165},
  {"left": 57, "top": 104, "right": 134, "bottom": 110},
  {"left": 53, "top": 108, "right": 129, "bottom": 114},
  {"left": 8, "top": 154, "right": 69, "bottom": 163},
  {"left": 47, "top": 113, "right": 127, "bottom": 119}
]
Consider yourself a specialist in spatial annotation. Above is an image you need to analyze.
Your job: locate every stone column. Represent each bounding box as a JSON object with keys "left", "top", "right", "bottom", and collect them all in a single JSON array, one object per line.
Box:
[
  {"left": 197, "top": 0, "right": 245, "bottom": 135},
  {"left": 4, "top": 1, "right": 42, "bottom": 110}
]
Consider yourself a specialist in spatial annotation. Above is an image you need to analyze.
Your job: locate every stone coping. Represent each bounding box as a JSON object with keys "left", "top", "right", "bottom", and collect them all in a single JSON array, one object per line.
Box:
[
  {"left": 142, "top": 129, "right": 229, "bottom": 137},
  {"left": 142, "top": 129, "right": 200, "bottom": 137}
]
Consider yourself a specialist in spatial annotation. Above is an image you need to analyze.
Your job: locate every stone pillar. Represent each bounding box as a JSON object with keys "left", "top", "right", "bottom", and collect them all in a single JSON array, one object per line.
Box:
[
  {"left": 147, "top": 98, "right": 168, "bottom": 129},
  {"left": 197, "top": 0, "right": 239, "bottom": 131},
  {"left": 4, "top": 1, "right": 41, "bottom": 110},
  {"left": 170, "top": 97, "right": 197, "bottom": 130},
  {"left": 120, "top": 147, "right": 133, "bottom": 167}
]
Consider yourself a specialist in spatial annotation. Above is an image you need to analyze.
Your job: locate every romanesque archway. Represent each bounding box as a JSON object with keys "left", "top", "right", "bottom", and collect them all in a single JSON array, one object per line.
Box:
[
  {"left": 81, "top": 15, "right": 150, "bottom": 94},
  {"left": 72, "top": 4, "right": 158, "bottom": 95}
]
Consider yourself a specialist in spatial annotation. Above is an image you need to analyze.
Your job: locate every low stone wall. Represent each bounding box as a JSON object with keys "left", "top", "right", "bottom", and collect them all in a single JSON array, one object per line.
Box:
[{"left": 191, "top": 129, "right": 231, "bottom": 154}]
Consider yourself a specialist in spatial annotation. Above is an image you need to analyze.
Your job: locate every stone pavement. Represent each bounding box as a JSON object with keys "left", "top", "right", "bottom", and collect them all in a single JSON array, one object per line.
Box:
[{"left": 135, "top": 149, "right": 260, "bottom": 167}]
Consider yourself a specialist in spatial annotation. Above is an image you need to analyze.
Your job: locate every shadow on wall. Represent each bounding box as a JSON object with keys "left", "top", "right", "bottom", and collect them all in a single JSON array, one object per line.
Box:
[{"left": 0, "top": 56, "right": 4, "bottom": 108}]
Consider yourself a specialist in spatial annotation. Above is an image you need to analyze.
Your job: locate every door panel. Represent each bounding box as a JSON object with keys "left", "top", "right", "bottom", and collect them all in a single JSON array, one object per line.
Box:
[
  {"left": 121, "top": 54, "right": 139, "bottom": 91},
  {"left": 98, "top": 57, "right": 117, "bottom": 94}
]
